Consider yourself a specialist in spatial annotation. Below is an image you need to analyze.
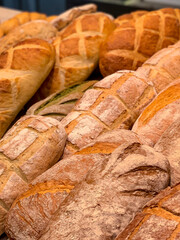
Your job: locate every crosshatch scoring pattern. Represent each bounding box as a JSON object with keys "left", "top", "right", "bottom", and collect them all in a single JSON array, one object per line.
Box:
[{"left": 99, "top": 8, "right": 180, "bottom": 76}]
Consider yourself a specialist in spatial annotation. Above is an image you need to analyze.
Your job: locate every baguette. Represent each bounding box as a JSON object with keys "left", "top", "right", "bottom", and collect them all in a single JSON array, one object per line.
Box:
[
  {"left": 0, "top": 20, "right": 57, "bottom": 55},
  {"left": 132, "top": 79, "right": 180, "bottom": 146},
  {"left": 38, "top": 12, "right": 115, "bottom": 98},
  {"left": 5, "top": 129, "right": 146, "bottom": 240},
  {"left": 39, "top": 142, "right": 170, "bottom": 239},
  {"left": 0, "top": 115, "right": 67, "bottom": 235},
  {"left": 155, "top": 119, "right": 180, "bottom": 186},
  {"left": 115, "top": 184, "right": 180, "bottom": 240},
  {"left": 99, "top": 8, "right": 180, "bottom": 76},
  {"left": 61, "top": 40, "right": 180, "bottom": 155},
  {"left": 27, "top": 81, "right": 97, "bottom": 121},
  {"left": 0, "top": 38, "right": 55, "bottom": 138}
]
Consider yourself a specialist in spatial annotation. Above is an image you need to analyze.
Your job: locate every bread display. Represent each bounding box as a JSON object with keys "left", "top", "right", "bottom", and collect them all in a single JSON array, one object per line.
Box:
[
  {"left": 0, "top": 115, "right": 67, "bottom": 235},
  {"left": 115, "top": 183, "right": 180, "bottom": 240},
  {"left": 38, "top": 142, "right": 169, "bottom": 240},
  {"left": 27, "top": 81, "right": 97, "bottom": 121},
  {"left": 0, "top": 5, "right": 180, "bottom": 240},
  {"left": 5, "top": 129, "right": 146, "bottom": 240},
  {"left": 155, "top": 119, "right": 180, "bottom": 186},
  {"left": 132, "top": 79, "right": 180, "bottom": 146},
  {"left": 0, "top": 20, "right": 57, "bottom": 55},
  {"left": 38, "top": 12, "right": 115, "bottom": 98},
  {"left": 0, "top": 38, "right": 55, "bottom": 138},
  {"left": 99, "top": 8, "right": 180, "bottom": 77}
]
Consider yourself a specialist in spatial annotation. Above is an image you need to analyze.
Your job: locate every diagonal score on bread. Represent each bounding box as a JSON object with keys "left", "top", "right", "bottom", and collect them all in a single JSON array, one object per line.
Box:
[{"left": 0, "top": 38, "right": 55, "bottom": 138}]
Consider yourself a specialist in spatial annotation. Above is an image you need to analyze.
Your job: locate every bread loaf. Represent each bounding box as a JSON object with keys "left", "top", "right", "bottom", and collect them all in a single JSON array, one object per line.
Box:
[
  {"left": 5, "top": 129, "right": 146, "bottom": 240},
  {"left": 99, "top": 8, "right": 180, "bottom": 76},
  {"left": 27, "top": 81, "right": 97, "bottom": 121},
  {"left": 0, "top": 20, "right": 57, "bottom": 55},
  {"left": 61, "top": 40, "right": 180, "bottom": 156},
  {"left": 115, "top": 184, "right": 180, "bottom": 240},
  {"left": 0, "top": 38, "right": 55, "bottom": 138},
  {"left": 0, "top": 11, "right": 47, "bottom": 37},
  {"left": 38, "top": 12, "right": 115, "bottom": 98},
  {"left": 39, "top": 142, "right": 169, "bottom": 240},
  {"left": 60, "top": 70, "right": 156, "bottom": 155},
  {"left": 132, "top": 79, "right": 180, "bottom": 146},
  {"left": 51, "top": 3, "right": 97, "bottom": 30},
  {"left": 0, "top": 115, "right": 67, "bottom": 235},
  {"left": 155, "top": 119, "right": 180, "bottom": 186}
]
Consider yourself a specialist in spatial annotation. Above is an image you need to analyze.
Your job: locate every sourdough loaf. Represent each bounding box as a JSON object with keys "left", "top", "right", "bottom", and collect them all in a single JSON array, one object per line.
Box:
[
  {"left": 27, "top": 81, "right": 97, "bottom": 121},
  {"left": 0, "top": 11, "right": 47, "bottom": 37},
  {"left": 60, "top": 70, "right": 156, "bottom": 155},
  {"left": 38, "top": 12, "right": 115, "bottom": 98},
  {"left": 0, "top": 38, "right": 55, "bottom": 138},
  {"left": 99, "top": 8, "right": 180, "bottom": 76},
  {"left": 132, "top": 79, "right": 180, "bottom": 146},
  {"left": 0, "top": 115, "right": 66, "bottom": 235},
  {"left": 116, "top": 184, "right": 180, "bottom": 240},
  {"left": 39, "top": 142, "right": 169, "bottom": 239},
  {"left": 0, "top": 20, "right": 57, "bottom": 55},
  {"left": 5, "top": 129, "right": 146, "bottom": 240},
  {"left": 155, "top": 119, "right": 180, "bottom": 186},
  {"left": 61, "top": 40, "right": 180, "bottom": 155}
]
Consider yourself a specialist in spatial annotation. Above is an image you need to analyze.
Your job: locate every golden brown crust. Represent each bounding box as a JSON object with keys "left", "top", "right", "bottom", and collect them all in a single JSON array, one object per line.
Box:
[
  {"left": 132, "top": 79, "right": 180, "bottom": 146},
  {"left": 0, "top": 38, "right": 55, "bottom": 137},
  {"left": 99, "top": 8, "right": 180, "bottom": 77}
]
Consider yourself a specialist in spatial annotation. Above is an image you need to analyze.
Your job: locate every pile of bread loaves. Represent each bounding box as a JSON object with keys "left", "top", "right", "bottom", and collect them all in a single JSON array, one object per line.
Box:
[{"left": 0, "top": 3, "right": 180, "bottom": 239}]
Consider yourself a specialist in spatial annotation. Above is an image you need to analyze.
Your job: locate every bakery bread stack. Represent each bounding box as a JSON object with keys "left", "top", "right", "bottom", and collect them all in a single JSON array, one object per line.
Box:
[
  {"left": 0, "top": 115, "right": 67, "bottom": 235},
  {"left": 38, "top": 142, "right": 169, "bottom": 239},
  {"left": 5, "top": 134, "right": 169, "bottom": 239},
  {"left": 60, "top": 40, "right": 180, "bottom": 156},
  {"left": 0, "top": 38, "right": 55, "bottom": 138},
  {"left": 38, "top": 12, "right": 115, "bottom": 98},
  {"left": 115, "top": 183, "right": 180, "bottom": 240},
  {"left": 99, "top": 8, "right": 180, "bottom": 76}
]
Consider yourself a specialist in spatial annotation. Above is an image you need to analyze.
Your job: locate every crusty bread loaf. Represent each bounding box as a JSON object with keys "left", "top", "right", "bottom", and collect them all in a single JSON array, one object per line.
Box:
[
  {"left": 114, "top": 10, "right": 148, "bottom": 27},
  {"left": 155, "top": 119, "right": 180, "bottom": 186},
  {"left": 61, "top": 40, "right": 180, "bottom": 156},
  {"left": 0, "top": 20, "right": 57, "bottom": 55},
  {"left": 39, "top": 142, "right": 169, "bottom": 240},
  {"left": 132, "top": 79, "right": 180, "bottom": 146},
  {"left": 60, "top": 70, "right": 156, "bottom": 155},
  {"left": 116, "top": 184, "right": 180, "bottom": 240},
  {"left": 38, "top": 12, "right": 115, "bottom": 98},
  {"left": 27, "top": 81, "right": 97, "bottom": 121},
  {"left": 0, "top": 11, "right": 47, "bottom": 37},
  {"left": 51, "top": 3, "right": 97, "bottom": 30},
  {"left": 99, "top": 8, "right": 180, "bottom": 77},
  {"left": 5, "top": 129, "right": 146, "bottom": 240},
  {"left": 0, "top": 38, "right": 55, "bottom": 138},
  {"left": 0, "top": 115, "right": 67, "bottom": 235}
]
